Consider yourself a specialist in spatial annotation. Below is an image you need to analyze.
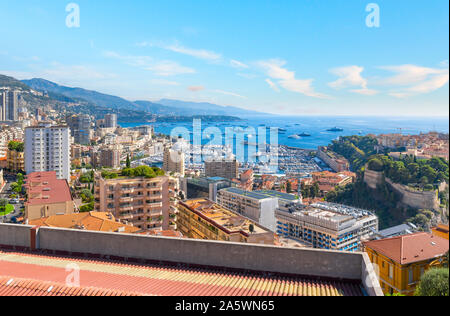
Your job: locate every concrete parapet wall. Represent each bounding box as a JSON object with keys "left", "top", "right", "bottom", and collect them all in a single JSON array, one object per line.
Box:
[
  {"left": 0, "top": 223, "right": 384, "bottom": 296},
  {"left": 38, "top": 226, "right": 363, "bottom": 280},
  {"left": 0, "top": 223, "right": 33, "bottom": 249}
]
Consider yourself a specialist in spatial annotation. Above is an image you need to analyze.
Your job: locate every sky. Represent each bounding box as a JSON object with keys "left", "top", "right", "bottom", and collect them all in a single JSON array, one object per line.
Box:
[{"left": 0, "top": 0, "right": 448, "bottom": 117}]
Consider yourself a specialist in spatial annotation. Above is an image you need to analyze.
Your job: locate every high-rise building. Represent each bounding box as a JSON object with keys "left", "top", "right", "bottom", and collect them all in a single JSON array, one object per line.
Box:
[
  {"left": 163, "top": 147, "right": 185, "bottom": 176},
  {"left": 67, "top": 114, "right": 92, "bottom": 145},
  {"left": 104, "top": 113, "right": 117, "bottom": 129},
  {"left": 24, "top": 123, "right": 71, "bottom": 180},
  {"left": 204, "top": 158, "right": 239, "bottom": 180},
  {"left": 0, "top": 90, "right": 19, "bottom": 121}
]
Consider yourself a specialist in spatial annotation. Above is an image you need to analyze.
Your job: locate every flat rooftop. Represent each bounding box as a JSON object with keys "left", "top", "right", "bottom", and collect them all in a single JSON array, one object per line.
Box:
[
  {"left": 182, "top": 199, "right": 269, "bottom": 235},
  {"left": 221, "top": 187, "right": 276, "bottom": 201},
  {"left": 0, "top": 249, "right": 364, "bottom": 296},
  {"left": 255, "top": 190, "right": 299, "bottom": 201}
]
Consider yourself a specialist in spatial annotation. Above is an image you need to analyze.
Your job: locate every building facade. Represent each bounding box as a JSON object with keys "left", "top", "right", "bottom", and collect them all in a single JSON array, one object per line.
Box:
[
  {"left": 177, "top": 199, "right": 275, "bottom": 245},
  {"left": 205, "top": 159, "right": 239, "bottom": 180},
  {"left": 94, "top": 171, "right": 178, "bottom": 231},
  {"left": 163, "top": 147, "right": 185, "bottom": 176},
  {"left": 276, "top": 202, "right": 378, "bottom": 252},
  {"left": 24, "top": 123, "right": 71, "bottom": 180},
  {"left": 6, "top": 146, "right": 24, "bottom": 172},
  {"left": 217, "top": 188, "right": 298, "bottom": 232},
  {"left": 317, "top": 147, "right": 350, "bottom": 172},
  {"left": 104, "top": 113, "right": 118, "bottom": 129},
  {"left": 24, "top": 171, "right": 75, "bottom": 221},
  {"left": 363, "top": 232, "right": 449, "bottom": 296},
  {"left": 181, "top": 176, "right": 232, "bottom": 202},
  {"left": 0, "top": 90, "right": 19, "bottom": 121},
  {"left": 67, "top": 114, "right": 92, "bottom": 145}
]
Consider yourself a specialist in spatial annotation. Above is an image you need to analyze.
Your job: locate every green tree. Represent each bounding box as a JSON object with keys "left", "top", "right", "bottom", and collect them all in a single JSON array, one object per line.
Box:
[
  {"left": 126, "top": 154, "right": 131, "bottom": 168},
  {"left": 415, "top": 268, "right": 449, "bottom": 296}
]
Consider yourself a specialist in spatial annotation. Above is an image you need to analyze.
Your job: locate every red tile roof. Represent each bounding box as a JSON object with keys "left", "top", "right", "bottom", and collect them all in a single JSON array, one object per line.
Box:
[
  {"left": 25, "top": 171, "right": 73, "bottom": 206},
  {"left": 0, "top": 249, "right": 364, "bottom": 296},
  {"left": 0, "top": 276, "right": 140, "bottom": 296},
  {"left": 363, "top": 232, "right": 449, "bottom": 265}
]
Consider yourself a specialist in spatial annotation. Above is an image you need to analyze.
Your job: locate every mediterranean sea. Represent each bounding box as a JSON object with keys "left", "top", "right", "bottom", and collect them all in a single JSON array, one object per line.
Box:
[{"left": 120, "top": 116, "right": 449, "bottom": 150}]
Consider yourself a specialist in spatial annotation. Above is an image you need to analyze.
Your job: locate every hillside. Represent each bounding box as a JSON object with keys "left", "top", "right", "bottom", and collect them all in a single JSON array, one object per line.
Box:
[{"left": 21, "top": 78, "right": 265, "bottom": 117}]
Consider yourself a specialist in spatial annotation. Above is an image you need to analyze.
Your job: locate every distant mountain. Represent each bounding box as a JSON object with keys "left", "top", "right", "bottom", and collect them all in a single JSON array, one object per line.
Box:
[
  {"left": 22, "top": 78, "right": 139, "bottom": 111},
  {"left": 156, "top": 99, "right": 267, "bottom": 117},
  {"left": 21, "top": 78, "right": 267, "bottom": 117}
]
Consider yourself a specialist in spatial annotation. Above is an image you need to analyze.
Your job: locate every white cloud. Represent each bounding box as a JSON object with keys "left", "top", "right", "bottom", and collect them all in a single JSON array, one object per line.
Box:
[
  {"left": 257, "top": 59, "right": 328, "bottom": 98},
  {"left": 213, "top": 89, "right": 247, "bottom": 99},
  {"left": 329, "top": 65, "right": 378, "bottom": 96},
  {"left": 379, "top": 64, "right": 449, "bottom": 97},
  {"left": 146, "top": 60, "right": 195, "bottom": 77},
  {"left": 139, "top": 41, "right": 221, "bottom": 62},
  {"left": 265, "top": 78, "right": 280, "bottom": 92},
  {"left": 230, "top": 59, "right": 249, "bottom": 69},
  {"left": 103, "top": 51, "right": 195, "bottom": 76}
]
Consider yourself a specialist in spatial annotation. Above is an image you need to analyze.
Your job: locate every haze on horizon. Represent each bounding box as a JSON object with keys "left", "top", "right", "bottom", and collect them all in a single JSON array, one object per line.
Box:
[{"left": 0, "top": 0, "right": 448, "bottom": 117}]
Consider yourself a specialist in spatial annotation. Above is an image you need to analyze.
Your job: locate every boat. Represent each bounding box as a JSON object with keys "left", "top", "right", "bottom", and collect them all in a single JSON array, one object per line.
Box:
[
  {"left": 327, "top": 127, "right": 344, "bottom": 132},
  {"left": 299, "top": 132, "right": 311, "bottom": 137},
  {"left": 288, "top": 134, "right": 301, "bottom": 139}
]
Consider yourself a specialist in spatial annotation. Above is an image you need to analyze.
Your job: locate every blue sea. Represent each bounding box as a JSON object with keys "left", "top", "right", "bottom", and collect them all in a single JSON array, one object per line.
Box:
[{"left": 120, "top": 116, "right": 449, "bottom": 150}]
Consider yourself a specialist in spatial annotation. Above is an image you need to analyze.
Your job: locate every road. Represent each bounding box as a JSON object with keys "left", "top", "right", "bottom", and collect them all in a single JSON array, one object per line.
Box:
[{"left": 0, "top": 173, "right": 24, "bottom": 223}]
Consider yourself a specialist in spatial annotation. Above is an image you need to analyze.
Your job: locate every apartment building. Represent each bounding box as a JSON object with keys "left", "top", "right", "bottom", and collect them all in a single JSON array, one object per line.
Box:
[
  {"left": 6, "top": 144, "right": 24, "bottom": 172},
  {"left": 217, "top": 188, "right": 300, "bottom": 231},
  {"left": 24, "top": 171, "right": 75, "bottom": 221},
  {"left": 163, "top": 147, "right": 185, "bottom": 176},
  {"left": 276, "top": 202, "right": 378, "bottom": 252},
  {"left": 25, "top": 123, "right": 71, "bottom": 180},
  {"left": 205, "top": 158, "right": 239, "bottom": 180},
  {"left": 94, "top": 171, "right": 178, "bottom": 231},
  {"left": 363, "top": 233, "right": 448, "bottom": 296},
  {"left": 0, "top": 126, "right": 23, "bottom": 159},
  {"left": 96, "top": 145, "right": 122, "bottom": 169},
  {"left": 67, "top": 114, "right": 92, "bottom": 145},
  {"left": 317, "top": 146, "right": 350, "bottom": 172},
  {"left": 177, "top": 199, "right": 275, "bottom": 245}
]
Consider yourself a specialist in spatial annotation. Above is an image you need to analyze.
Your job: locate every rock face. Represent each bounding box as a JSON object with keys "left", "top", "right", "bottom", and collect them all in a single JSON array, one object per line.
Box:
[{"left": 364, "top": 169, "right": 440, "bottom": 211}]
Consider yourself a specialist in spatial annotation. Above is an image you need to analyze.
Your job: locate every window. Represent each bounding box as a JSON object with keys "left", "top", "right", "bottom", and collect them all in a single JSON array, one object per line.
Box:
[
  {"left": 408, "top": 267, "right": 414, "bottom": 284},
  {"left": 389, "top": 264, "right": 394, "bottom": 279}
]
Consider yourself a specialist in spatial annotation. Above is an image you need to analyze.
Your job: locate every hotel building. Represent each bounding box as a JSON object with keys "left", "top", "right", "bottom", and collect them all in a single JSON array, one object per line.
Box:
[
  {"left": 276, "top": 202, "right": 378, "bottom": 252},
  {"left": 177, "top": 199, "right": 275, "bottom": 245}
]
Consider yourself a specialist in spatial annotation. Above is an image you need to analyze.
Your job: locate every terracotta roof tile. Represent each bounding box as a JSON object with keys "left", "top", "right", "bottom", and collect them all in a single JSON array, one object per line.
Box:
[
  {"left": 0, "top": 249, "right": 364, "bottom": 296},
  {"left": 364, "top": 232, "right": 449, "bottom": 265}
]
